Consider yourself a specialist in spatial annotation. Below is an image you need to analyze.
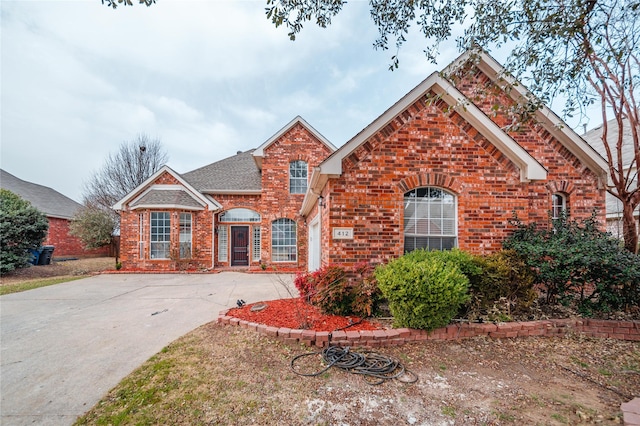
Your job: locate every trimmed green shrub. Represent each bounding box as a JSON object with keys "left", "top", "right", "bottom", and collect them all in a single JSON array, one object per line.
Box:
[
  {"left": 503, "top": 213, "right": 640, "bottom": 315},
  {"left": 403, "top": 248, "right": 484, "bottom": 282},
  {"left": 0, "top": 190, "right": 48, "bottom": 274},
  {"left": 403, "top": 249, "right": 535, "bottom": 321},
  {"left": 375, "top": 253, "right": 470, "bottom": 330}
]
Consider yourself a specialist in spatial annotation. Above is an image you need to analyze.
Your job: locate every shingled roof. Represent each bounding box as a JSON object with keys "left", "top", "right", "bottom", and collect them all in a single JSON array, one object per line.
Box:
[
  {"left": 582, "top": 118, "right": 636, "bottom": 170},
  {"left": 582, "top": 118, "right": 639, "bottom": 220},
  {"left": 0, "top": 169, "right": 81, "bottom": 220},
  {"left": 182, "top": 149, "right": 261, "bottom": 193},
  {"left": 130, "top": 189, "right": 205, "bottom": 210}
]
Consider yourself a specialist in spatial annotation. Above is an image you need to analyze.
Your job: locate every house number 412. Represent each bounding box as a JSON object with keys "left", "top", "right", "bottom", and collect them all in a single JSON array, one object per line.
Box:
[{"left": 332, "top": 228, "right": 354, "bottom": 239}]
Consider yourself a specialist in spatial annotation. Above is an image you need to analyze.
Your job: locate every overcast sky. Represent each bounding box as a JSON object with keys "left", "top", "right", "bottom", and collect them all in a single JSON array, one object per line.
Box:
[{"left": 1, "top": 0, "right": 601, "bottom": 203}]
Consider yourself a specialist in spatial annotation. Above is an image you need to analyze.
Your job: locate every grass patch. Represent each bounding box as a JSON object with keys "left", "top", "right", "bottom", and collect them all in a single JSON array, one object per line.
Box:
[
  {"left": 494, "top": 410, "right": 516, "bottom": 422},
  {"left": 441, "top": 405, "right": 456, "bottom": 417},
  {"left": 551, "top": 412, "right": 568, "bottom": 423},
  {"left": 0, "top": 276, "right": 84, "bottom": 295},
  {"left": 570, "top": 356, "right": 589, "bottom": 369}
]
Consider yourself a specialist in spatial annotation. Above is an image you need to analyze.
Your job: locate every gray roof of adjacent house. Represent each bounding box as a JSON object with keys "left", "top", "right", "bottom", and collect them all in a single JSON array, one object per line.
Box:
[
  {"left": 0, "top": 169, "right": 81, "bottom": 220},
  {"left": 583, "top": 118, "right": 636, "bottom": 170},
  {"left": 182, "top": 149, "right": 262, "bottom": 193},
  {"left": 582, "top": 118, "right": 639, "bottom": 219}
]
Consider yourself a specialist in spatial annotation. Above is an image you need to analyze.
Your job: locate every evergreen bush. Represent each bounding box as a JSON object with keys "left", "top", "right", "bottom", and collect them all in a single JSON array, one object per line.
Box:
[
  {"left": 375, "top": 253, "right": 470, "bottom": 330},
  {"left": 503, "top": 213, "right": 640, "bottom": 315},
  {"left": 0, "top": 190, "right": 49, "bottom": 274}
]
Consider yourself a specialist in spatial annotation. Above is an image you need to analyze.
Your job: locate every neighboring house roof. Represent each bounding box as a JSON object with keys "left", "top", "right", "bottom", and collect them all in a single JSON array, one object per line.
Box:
[
  {"left": 0, "top": 169, "right": 81, "bottom": 220},
  {"left": 253, "top": 116, "right": 337, "bottom": 169},
  {"left": 182, "top": 150, "right": 262, "bottom": 194},
  {"left": 582, "top": 118, "right": 639, "bottom": 220},
  {"left": 582, "top": 118, "right": 636, "bottom": 171},
  {"left": 112, "top": 165, "right": 221, "bottom": 211}
]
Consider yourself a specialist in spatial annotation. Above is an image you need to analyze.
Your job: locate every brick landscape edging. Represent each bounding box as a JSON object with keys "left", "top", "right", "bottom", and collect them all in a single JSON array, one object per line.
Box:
[{"left": 218, "top": 310, "right": 640, "bottom": 349}]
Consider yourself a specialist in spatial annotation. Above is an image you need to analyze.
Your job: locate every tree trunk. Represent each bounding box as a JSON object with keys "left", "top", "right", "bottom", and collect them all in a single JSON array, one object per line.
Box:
[{"left": 621, "top": 203, "right": 639, "bottom": 254}]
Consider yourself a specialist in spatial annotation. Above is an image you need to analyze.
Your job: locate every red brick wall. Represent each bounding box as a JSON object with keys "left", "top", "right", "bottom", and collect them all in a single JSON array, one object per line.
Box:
[
  {"left": 452, "top": 65, "right": 605, "bottom": 224},
  {"left": 119, "top": 206, "right": 214, "bottom": 271},
  {"left": 321, "top": 72, "right": 605, "bottom": 269},
  {"left": 45, "top": 217, "right": 109, "bottom": 258}
]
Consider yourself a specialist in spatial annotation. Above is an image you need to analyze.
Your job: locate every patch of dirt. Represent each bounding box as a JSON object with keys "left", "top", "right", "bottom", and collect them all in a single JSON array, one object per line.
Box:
[{"left": 0, "top": 257, "right": 115, "bottom": 285}]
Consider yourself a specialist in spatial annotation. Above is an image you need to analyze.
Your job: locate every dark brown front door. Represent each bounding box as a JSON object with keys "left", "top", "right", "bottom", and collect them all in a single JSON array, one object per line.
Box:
[{"left": 231, "top": 226, "right": 249, "bottom": 266}]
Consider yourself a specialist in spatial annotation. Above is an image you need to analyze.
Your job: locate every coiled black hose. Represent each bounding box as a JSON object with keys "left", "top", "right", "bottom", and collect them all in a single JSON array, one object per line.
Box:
[{"left": 291, "top": 345, "right": 418, "bottom": 385}]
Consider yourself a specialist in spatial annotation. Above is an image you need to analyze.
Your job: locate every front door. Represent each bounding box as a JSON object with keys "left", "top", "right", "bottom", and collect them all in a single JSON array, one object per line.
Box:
[{"left": 231, "top": 226, "right": 249, "bottom": 266}]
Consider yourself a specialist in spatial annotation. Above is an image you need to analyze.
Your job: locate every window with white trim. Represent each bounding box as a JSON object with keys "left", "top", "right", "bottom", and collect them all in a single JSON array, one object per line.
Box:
[
  {"left": 150, "top": 212, "right": 171, "bottom": 259},
  {"left": 552, "top": 193, "right": 567, "bottom": 220},
  {"left": 404, "top": 187, "right": 457, "bottom": 252},
  {"left": 138, "top": 212, "right": 145, "bottom": 259},
  {"left": 218, "top": 225, "right": 228, "bottom": 262},
  {"left": 289, "top": 160, "right": 308, "bottom": 194},
  {"left": 272, "top": 218, "right": 297, "bottom": 262},
  {"left": 252, "top": 226, "right": 261, "bottom": 261},
  {"left": 179, "top": 213, "right": 192, "bottom": 258}
]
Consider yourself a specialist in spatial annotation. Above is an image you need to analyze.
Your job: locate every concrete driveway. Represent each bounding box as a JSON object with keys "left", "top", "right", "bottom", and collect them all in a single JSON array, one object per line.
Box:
[{"left": 0, "top": 272, "right": 294, "bottom": 426}]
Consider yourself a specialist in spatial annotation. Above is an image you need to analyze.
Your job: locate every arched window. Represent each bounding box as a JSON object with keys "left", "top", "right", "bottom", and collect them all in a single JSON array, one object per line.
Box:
[
  {"left": 219, "top": 208, "right": 261, "bottom": 222},
  {"left": 404, "top": 187, "right": 457, "bottom": 252},
  {"left": 272, "top": 218, "right": 297, "bottom": 262},
  {"left": 552, "top": 193, "right": 567, "bottom": 220},
  {"left": 289, "top": 160, "right": 308, "bottom": 194}
]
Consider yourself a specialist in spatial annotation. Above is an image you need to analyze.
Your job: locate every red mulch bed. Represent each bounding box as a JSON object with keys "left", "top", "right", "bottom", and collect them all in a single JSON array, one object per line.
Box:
[{"left": 227, "top": 298, "right": 382, "bottom": 332}]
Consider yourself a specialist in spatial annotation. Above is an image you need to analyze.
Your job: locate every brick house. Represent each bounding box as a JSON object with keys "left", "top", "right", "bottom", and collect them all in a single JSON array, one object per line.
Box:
[
  {"left": 1, "top": 169, "right": 110, "bottom": 258},
  {"left": 114, "top": 117, "right": 336, "bottom": 271},
  {"left": 114, "top": 50, "right": 608, "bottom": 273}
]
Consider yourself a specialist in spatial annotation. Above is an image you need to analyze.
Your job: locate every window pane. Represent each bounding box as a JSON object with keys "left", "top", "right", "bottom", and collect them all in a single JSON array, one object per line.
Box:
[
  {"left": 252, "top": 227, "right": 261, "bottom": 261},
  {"left": 150, "top": 212, "right": 170, "bottom": 259},
  {"left": 404, "top": 187, "right": 457, "bottom": 252},
  {"left": 179, "top": 213, "right": 192, "bottom": 258},
  {"left": 218, "top": 225, "right": 228, "bottom": 262},
  {"left": 272, "top": 218, "right": 297, "bottom": 262},
  {"left": 552, "top": 193, "right": 567, "bottom": 220},
  {"left": 289, "top": 161, "right": 308, "bottom": 194},
  {"left": 139, "top": 213, "right": 145, "bottom": 259}
]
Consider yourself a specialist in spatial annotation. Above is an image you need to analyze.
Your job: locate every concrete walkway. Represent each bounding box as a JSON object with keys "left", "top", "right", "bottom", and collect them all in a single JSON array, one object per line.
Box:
[{"left": 0, "top": 272, "right": 294, "bottom": 426}]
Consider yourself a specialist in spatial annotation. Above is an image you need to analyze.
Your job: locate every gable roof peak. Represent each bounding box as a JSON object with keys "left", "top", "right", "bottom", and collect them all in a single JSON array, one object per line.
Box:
[
  {"left": 112, "top": 165, "right": 221, "bottom": 211},
  {"left": 443, "top": 48, "right": 608, "bottom": 183},
  {"left": 252, "top": 116, "right": 336, "bottom": 169}
]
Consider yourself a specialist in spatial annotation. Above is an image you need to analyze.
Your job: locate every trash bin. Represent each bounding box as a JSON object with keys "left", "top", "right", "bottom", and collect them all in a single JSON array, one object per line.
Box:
[
  {"left": 29, "top": 248, "right": 42, "bottom": 265},
  {"left": 38, "top": 246, "right": 55, "bottom": 265}
]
